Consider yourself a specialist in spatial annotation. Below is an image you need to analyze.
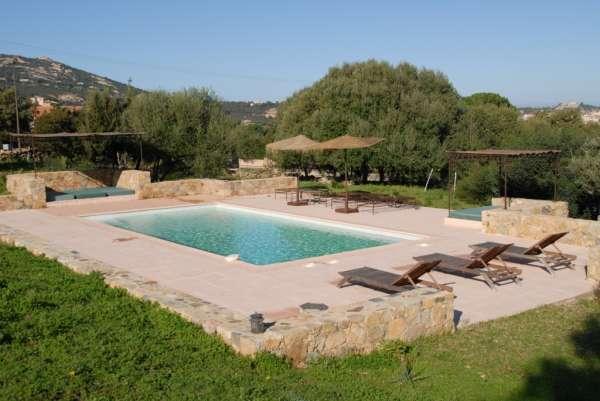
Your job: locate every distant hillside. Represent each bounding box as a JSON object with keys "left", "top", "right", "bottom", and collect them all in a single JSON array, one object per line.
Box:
[
  {"left": 1, "top": 54, "right": 278, "bottom": 122},
  {"left": 221, "top": 101, "right": 279, "bottom": 123},
  {"left": 0, "top": 54, "right": 136, "bottom": 105}
]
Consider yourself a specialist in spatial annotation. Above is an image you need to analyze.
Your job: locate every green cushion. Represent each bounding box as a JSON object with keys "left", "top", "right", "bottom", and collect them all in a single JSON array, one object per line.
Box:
[
  {"left": 48, "top": 187, "right": 134, "bottom": 202},
  {"left": 448, "top": 206, "right": 498, "bottom": 221}
]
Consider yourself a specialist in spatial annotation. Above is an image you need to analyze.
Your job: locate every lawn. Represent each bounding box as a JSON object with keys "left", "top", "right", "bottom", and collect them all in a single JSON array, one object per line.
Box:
[
  {"left": 0, "top": 243, "right": 598, "bottom": 401},
  {"left": 300, "top": 181, "right": 481, "bottom": 210}
]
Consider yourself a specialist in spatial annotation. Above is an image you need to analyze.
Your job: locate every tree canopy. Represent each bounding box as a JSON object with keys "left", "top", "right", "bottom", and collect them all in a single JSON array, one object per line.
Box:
[
  {"left": 277, "top": 60, "right": 460, "bottom": 184},
  {"left": 124, "top": 88, "right": 236, "bottom": 180}
]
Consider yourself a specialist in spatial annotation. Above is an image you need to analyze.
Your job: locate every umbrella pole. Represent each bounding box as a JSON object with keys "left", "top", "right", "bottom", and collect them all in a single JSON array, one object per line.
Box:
[
  {"left": 344, "top": 149, "right": 349, "bottom": 210},
  {"left": 297, "top": 152, "right": 301, "bottom": 202}
]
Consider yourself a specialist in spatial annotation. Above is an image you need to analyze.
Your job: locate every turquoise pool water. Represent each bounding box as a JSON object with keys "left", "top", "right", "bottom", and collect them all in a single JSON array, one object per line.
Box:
[{"left": 89, "top": 205, "right": 403, "bottom": 265}]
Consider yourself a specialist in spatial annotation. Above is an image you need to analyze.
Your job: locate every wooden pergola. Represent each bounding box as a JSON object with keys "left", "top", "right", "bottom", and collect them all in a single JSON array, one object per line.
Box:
[
  {"left": 8, "top": 132, "right": 145, "bottom": 175},
  {"left": 447, "top": 149, "right": 561, "bottom": 211}
]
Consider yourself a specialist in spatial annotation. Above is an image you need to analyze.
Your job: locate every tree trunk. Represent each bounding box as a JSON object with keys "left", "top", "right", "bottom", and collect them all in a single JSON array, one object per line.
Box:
[{"left": 378, "top": 167, "right": 385, "bottom": 183}]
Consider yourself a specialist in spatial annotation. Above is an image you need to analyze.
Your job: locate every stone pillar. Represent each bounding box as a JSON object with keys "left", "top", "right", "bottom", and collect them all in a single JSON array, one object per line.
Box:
[
  {"left": 588, "top": 246, "right": 600, "bottom": 282},
  {"left": 115, "top": 170, "right": 151, "bottom": 199}
]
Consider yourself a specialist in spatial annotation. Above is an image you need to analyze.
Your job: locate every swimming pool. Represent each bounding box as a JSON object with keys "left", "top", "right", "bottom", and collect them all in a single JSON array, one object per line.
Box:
[{"left": 88, "top": 205, "right": 412, "bottom": 265}]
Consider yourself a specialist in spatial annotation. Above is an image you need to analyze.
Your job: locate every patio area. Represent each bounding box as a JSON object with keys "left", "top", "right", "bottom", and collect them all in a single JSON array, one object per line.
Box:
[{"left": 0, "top": 193, "right": 593, "bottom": 327}]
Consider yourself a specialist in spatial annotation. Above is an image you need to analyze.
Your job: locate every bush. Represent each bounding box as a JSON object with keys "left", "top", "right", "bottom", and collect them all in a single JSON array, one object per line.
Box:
[{"left": 456, "top": 164, "right": 499, "bottom": 204}]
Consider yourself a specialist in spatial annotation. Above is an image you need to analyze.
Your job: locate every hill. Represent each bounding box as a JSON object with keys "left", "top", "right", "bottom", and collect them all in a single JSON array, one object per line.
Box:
[
  {"left": 0, "top": 54, "right": 279, "bottom": 122},
  {"left": 0, "top": 54, "right": 135, "bottom": 105}
]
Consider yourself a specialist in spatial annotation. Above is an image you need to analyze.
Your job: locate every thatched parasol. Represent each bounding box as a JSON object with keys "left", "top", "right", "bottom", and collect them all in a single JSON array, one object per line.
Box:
[
  {"left": 266, "top": 135, "right": 320, "bottom": 206},
  {"left": 318, "top": 135, "right": 384, "bottom": 213}
]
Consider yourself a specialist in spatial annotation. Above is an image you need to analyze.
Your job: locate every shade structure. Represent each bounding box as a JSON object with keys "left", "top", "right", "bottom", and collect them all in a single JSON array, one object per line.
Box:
[
  {"left": 266, "top": 135, "right": 320, "bottom": 206},
  {"left": 317, "top": 135, "right": 383, "bottom": 150},
  {"left": 318, "top": 135, "right": 384, "bottom": 213},
  {"left": 266, "top": 135, "right": 320, "bottom": 152}
]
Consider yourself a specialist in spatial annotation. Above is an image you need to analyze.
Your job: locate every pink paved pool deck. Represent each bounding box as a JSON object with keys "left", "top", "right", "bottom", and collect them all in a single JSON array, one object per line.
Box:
[{"left": 0, "top": 194, "right": 594, "bottom": 326}]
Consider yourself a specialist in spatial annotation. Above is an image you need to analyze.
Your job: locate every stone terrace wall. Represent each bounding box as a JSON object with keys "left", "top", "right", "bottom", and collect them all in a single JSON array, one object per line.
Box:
[
  {"left": 491, "top": 197, "right": 569, "bottom": 217},
  {"left": 139, "top": 176, "right": 296, "bottom": 199},
  {"left": 484, "top": 197, "right": 600, "bottom": 281},
  {"left": 8, "top": 171, "right": 105, "bottom": 192},
  {"left": 482, "top": 209, "right": 600, "bottom": 248},
  {"left": 115, "top": 170, "right": 151, "bottom": 197},
  {"left": 589, "top": 246, "right": 600, "bottom": 282},
  {"left": 5, "top": 175, "right": 46, "bottom": 209},
  {"left": 0, "top": 223, "right": 454, "bottom": 367},
  {"left": 0, "top": 195, "right": 23, "bottom": 211}
]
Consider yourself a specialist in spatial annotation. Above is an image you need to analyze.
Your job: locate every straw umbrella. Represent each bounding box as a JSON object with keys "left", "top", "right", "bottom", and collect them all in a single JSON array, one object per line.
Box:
[
  {"left": 318, "top": 135, "right": 384, "bottom": 213},
  {"left": 266, "top": 135, "right": 320, "bottom": 206}
]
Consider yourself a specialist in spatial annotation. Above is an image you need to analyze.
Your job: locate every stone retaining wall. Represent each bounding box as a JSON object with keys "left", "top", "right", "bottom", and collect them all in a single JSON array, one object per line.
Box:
[
  {"left": 139, "top": 176, "right": 297, "bottom": 199},
  {"left": 0, "top": 223, "right": 454, "bottom": 367},
  {"left": 8, "top": 171, "right": 106, "bottom": 192},
  {"left": 0, "top": 194, "right": 23, "bottom": 211},
  {"left": 5, "top": 170, "right": 150, "bottom": 204},
  {"left": 114, "top": 170, "right": 151, "bottom": 197},
  {"left": 491, "top": 197, "right": 569, "bottom": 217},
  {"left": 483, "top": 203, "right": 600, "bottom": 281},
  {"left": 6, "top": 175, "right": 46, "bottom": 209},
  {"left": 482, "top": 209, "right": 600, "bottom": 248}
]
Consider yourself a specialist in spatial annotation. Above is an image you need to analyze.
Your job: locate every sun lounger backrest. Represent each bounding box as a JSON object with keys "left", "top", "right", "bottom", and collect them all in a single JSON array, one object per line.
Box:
[
  {"left": 478, "top": 243, "right": 513, "bottom": 263},
  {"left": 392, "top": 260, "right": 440, "bottom": 285},
  {"left": 523, "top": 232, "right": 569, "bottom": 255}
]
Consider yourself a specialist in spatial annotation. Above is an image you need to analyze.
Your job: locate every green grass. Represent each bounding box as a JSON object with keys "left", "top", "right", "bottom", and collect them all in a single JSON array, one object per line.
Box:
[
  {"left": 300, "top": 182, "right": 481, "bottom": 210},
  {"left": 1, "top": 243, "right": 598, "bottom": 401}
]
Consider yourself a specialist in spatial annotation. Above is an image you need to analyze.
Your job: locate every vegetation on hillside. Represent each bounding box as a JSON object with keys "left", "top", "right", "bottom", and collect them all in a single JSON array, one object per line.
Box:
[
  {"left": 2, "top": 59, "right": 600, "bottom": 216},
  {"left": 1, "top": 243, "right": 598, "bottom": 401},
  {"left": 0, "top": 54, "right": 136, "bottom": 105}
]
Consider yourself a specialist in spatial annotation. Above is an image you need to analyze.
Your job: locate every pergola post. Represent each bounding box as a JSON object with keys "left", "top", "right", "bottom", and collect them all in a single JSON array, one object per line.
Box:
[
  {"left": 553, "top": 156, "right": 560, "bottom": 201},
  {"left": 447, "top": 155, "right": 454, "bottom": 213},
  {"left": 503, "top": 157, "right": 508, "bottom": 209}
]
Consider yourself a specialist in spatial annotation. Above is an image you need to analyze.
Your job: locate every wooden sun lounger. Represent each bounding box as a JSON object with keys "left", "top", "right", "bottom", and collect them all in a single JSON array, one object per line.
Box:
[
  {"left": 470, "top": 232, "right": 576, "bottom": 275},
  {"left": 337, "top": 260, "right": 452, "bottom": 293},
  {"left": 414, "top": 244, "right": 521, "bottom": 289}
]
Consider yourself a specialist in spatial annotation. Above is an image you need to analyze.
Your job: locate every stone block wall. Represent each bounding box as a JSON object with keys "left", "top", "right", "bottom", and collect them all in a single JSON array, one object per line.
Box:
[
  {"left": 240, "top": 289, "right": 454, "bottom": 366},
  {"left": 589, "top": 246, "right": 600, "bottom": 282},
  {"left": 24, "top": 171, "right": 105, "bottom": 192},
  {"left": 491, "top": 197, "right": 569, "bottom": 217},
  {"left": 139, "top": 176, "right": 297, "bottom": 199},
  {"left": 6, "top": 175, "right": 46, "bottom": 209},
  {"left": 0, "top": 195, "right": 23, "bottom": 211},
  {"left": 482, "top": 209, "right": 600, "bottom": 248},
  {"left": 115, "top": 170, "right": 151, "bottom": 197}
]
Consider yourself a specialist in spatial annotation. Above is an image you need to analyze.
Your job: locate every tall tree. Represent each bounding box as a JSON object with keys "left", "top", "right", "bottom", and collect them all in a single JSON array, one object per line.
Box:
[
  {"left": 276, "top": 60, "right": 460, "bottom": 184},
  {"left": 125, "top": 88, "right": 235, "bottom": 179},
  {"left": 78, "top": 89, "right": 124, "bottom": 133},
  {"left": 33, "top": 107, "right": 77, "bottom": 134}
]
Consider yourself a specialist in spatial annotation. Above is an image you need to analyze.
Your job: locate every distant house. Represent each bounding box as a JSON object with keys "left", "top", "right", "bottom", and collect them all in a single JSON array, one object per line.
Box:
[
  {"left": 30, "top": 96, "right": 82, "bottom": 120},
  {"left": 264, "top": 107, "right": 278, "bottom": 119}
]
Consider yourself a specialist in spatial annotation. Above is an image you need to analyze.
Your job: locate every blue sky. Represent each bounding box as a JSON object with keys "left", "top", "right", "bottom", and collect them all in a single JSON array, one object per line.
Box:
[{"left": 2, "top": 0, "right": 599, "bottom": 106}]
